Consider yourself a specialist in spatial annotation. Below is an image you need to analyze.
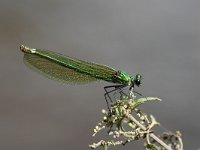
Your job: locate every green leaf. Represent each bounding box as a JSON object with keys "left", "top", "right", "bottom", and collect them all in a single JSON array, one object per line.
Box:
[
  {"left": 133, "top": 97, "right": 161, "bottom": 108},
  {"left": 146, "top": 144, "right": 160, "bottom": 150}
]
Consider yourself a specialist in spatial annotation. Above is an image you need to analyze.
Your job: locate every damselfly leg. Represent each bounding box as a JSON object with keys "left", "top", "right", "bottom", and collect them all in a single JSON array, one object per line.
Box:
[
  {"left": 104, "top": 85, "right": 143, "bottom": 111},
  {"left": 104, "top": 84, "right": 127, "bottom": 111}
]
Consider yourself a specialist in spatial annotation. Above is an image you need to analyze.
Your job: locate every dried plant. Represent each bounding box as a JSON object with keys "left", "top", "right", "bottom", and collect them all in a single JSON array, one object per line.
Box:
[{"left": 89, "top": 93, "right": 183, "bottom": 150}]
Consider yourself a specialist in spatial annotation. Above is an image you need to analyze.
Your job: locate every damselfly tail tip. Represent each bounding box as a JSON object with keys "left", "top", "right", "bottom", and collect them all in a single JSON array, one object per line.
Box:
[{"left": 20, "top": 45, "right": 35, "bottom": 53}]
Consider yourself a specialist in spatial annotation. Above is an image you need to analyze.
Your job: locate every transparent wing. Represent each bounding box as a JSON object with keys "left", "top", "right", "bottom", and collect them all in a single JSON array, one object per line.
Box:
[
  {"left": 24, "top": 53, "right": 98, "bottom": 84},
  {"left": 34, "top": 49, "right": 116, "bottom": 81}
]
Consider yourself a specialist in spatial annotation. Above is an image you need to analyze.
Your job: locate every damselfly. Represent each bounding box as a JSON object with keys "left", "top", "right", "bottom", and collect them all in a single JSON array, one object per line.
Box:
[{"left": 20, "top": 45, "right": 142, "bottom": 105}]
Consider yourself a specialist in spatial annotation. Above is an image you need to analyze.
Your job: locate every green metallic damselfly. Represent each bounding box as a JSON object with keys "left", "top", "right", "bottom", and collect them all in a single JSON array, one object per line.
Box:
[{"left": 20, "top": 45, "right": 142, "bottom": 105}]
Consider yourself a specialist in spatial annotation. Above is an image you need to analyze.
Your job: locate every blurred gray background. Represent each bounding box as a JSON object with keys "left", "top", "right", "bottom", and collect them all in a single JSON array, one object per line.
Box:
[{"left": 1, "top": 0, "right": 200, "bottom": 149}]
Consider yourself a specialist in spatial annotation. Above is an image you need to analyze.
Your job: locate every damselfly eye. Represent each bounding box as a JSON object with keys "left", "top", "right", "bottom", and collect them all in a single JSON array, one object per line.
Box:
[{"left": 134, "top": 74, "right": 142, "bottom": 87}]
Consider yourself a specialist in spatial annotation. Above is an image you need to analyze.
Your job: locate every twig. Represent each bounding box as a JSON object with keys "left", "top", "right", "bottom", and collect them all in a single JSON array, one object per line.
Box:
[{"left": 122, "top": 107, "right": 172, "bottom": 150}]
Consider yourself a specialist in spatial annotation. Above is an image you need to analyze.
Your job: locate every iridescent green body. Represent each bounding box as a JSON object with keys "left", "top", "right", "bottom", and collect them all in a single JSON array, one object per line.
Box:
[{"left": 20, "top": 45, "right": 138, "bottom": 86}]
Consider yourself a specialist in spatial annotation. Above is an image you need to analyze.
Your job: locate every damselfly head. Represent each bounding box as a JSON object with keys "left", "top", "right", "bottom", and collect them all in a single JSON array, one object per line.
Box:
[{"left": 133, "top": 74, "right": 142, "bottom": 87}]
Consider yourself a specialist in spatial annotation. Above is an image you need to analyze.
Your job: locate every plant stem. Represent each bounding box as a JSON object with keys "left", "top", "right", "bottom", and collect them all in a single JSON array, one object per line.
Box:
[{"left": 122, "top": 108, "right": 172, "bottom": 150}]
